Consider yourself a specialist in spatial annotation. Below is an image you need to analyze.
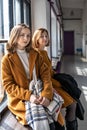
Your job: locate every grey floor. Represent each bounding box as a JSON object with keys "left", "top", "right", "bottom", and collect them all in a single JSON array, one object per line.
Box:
[{"left": 60, "top": 55, "right": 87, "bottom": 130}]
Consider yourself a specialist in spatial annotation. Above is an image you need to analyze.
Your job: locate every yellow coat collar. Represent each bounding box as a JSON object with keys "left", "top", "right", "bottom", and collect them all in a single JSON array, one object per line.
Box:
[{"left": 8, "top": 49, "right": 38, "bottom": 80}]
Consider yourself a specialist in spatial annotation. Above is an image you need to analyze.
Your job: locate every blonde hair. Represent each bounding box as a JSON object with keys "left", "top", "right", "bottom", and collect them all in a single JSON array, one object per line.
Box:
[
  {"left": 6, "top": 23, "right": 32, "bottom": 53},
  {"left": 32, "top": 28, "right": 50, "bottom": 49}
]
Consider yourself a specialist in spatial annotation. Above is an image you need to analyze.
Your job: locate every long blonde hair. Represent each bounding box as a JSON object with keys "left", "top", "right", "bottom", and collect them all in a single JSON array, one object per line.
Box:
[{"left": 6, "top": 23, "right": 32, "bottom": 53}]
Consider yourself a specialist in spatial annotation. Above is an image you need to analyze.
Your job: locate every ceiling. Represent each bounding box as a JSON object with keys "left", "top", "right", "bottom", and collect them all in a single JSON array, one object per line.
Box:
[{"left": 60, "top": 0, "right": 86, "bottom": 20}]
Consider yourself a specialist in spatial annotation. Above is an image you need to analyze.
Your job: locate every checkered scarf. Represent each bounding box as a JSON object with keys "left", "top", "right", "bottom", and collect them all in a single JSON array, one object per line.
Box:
[{"left": 25, "top": 67, "right": 64, "bottom": 130}]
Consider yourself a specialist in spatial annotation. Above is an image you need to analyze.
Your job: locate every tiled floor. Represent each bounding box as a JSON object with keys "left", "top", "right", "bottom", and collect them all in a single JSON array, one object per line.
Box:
[{"left": 60, "top": 55, "right": 87, "bottom": 130}]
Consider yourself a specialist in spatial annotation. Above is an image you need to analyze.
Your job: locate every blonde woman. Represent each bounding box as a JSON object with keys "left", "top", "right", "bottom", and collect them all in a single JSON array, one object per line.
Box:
[{"left": 32, "top": 28, "right": 78, "bottom": 130}]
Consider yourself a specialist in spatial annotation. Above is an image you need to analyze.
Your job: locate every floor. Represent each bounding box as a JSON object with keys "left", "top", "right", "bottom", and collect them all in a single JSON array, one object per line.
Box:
[
  {"left": 60, "top": 55, "right": 87, "bottom": 130},
  {"left": 0, "top": 55, "right": 87, "bottom": 130}
]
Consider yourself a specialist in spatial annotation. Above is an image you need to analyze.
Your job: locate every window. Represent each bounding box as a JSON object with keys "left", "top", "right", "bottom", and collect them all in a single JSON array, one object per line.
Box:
[
  {"left": 51, "top": 9, "right": 58, "bottom": 58},
  {"left": 13, "top": 0, "right": 21, "bottom": 25},
  {"left": 0, "top": 41, "right": 7, "bottom": 115},
  {"left": 13, "top": 0, "right": 31, "bottom": 26},
  {"left": 24, "top": 1, "right": 31, "bottom": 25},
  {"left": 3, "top": 0, "right": 9, "bottom": 39},
  {"left": 0, "top": 0, "right": 9, "bottom": 114},
  {"left": 0, "top": 0, "right": 4, "bottom": 38}
]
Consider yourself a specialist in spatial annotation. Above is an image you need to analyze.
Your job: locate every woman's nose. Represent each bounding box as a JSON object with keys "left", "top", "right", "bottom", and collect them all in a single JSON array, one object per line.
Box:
[
  {"left": 24, "top": 35, "right": 30, "bottom": 40},
  {"left": 43, "top": 36, "right": 47, "bottom": 40},
  {"left": 24, "top": 36, "right": 27, "bottom": 41}
]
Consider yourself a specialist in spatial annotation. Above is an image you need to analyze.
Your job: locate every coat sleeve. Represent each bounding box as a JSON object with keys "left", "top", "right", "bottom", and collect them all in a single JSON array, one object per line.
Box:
[
  {"left": 40, "top": 50, "right": 55, "bottom": 77},
  {"left": 37, "top": 54, "right": 53, "bottom": 100},
  {"left": 1, "top": 56, "right": 32, "bottom": 101}
]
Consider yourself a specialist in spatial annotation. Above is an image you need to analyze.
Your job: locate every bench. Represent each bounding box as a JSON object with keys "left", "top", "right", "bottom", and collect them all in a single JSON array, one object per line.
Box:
[
  {"left": 0, "top": 110, "right": 32, "bottom": 130},
  {"left": 76, "top": 48, "right": 82, "bottom": 56}
]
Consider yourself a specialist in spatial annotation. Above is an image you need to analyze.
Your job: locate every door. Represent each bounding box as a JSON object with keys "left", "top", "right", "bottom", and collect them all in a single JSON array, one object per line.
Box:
[{"left": 64, "top": 31, "right": 74, "bottom": 55}]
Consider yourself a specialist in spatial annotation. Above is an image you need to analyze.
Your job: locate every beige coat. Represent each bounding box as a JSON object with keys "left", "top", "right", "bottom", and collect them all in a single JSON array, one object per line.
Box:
[{"left": 1, "top": 49, "right": 53, "bottom": 125}]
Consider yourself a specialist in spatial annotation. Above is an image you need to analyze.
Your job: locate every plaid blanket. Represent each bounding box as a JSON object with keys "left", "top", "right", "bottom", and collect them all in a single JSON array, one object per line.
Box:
[
  {"left": 25, "top": 102, "right": 50, "bottom": 130},
  {"left": 46, "top": 92, "right": 64, "bottom": 121},
  {"left": 25, "top": 79, "right": 64, "bottom": 130}
]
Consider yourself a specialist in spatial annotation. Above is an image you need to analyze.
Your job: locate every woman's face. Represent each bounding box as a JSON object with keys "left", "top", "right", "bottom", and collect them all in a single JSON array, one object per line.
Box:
[
  {"left": 17, "top": 28, "right": 31, "bottom": 50},
  {"left": 38, "top": 31, "right": 49, "bottom": 50}
]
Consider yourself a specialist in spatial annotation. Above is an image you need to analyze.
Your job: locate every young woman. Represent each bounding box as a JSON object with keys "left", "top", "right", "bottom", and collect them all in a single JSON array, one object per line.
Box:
[
  {"left": 32, "top": 28, "right": 78, "bottom": 130},
  {"left": 1, "top": 24, "right": 60, "bottom": 130}
]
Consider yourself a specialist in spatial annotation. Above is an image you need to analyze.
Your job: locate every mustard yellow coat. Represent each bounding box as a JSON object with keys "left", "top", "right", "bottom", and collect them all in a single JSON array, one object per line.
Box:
[
  {"left": 1, "top": 49, "right": 53, "bottom": 125},
  {"left": 38, "top": 50, "right": 75, "bottom": 125},
  {"left": 38, "top": 50, "right": 74, "bottom": 105}
]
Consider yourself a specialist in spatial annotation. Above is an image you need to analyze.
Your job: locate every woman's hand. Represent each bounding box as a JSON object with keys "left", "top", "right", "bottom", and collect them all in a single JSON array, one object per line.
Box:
[
  {"left": 53, "top": 88, "right": 57, "bottom": 93},
  {"left": 30, "top": 94, "right": 40, "bottom": 104},
  {"left": 30, "top": 94, "right": 50, "bottom": 107},
  {"left": 39, "top": 96, "right": 50, "bottom": 107}
]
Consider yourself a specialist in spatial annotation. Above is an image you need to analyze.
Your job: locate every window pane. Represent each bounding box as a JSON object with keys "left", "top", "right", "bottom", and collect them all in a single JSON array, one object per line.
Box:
[
  {"left": 0, "top": 0, "right": 4, "bottom": 38},
  {"left": 24, "top": 1, "right": 30, "bottom": 25},
  {"left": 3, "top": 0, "right": 9, "bottom": 39},
  {"left": 0, "top": 44, "right": 4, "bottom": 103},
  {"left": 13, "top": 0, "right": 21, "bottom": 25},
  {"left": 51, "top": 9, "right": 57, "bottom": 58},
  {"left": 0, "top": 43, "right": 6, "bottom": 104},
  {"left": 16, "top": 0, "right": 21, "bottom": 24}
]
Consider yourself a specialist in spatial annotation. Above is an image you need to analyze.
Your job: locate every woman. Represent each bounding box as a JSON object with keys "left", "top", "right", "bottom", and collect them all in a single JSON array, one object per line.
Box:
[
  {"left": 32, "top": 28, "right": 78, "bottom": 130},
  {"left": 1, "top": 24, "right": 59, "bottom": 130}
]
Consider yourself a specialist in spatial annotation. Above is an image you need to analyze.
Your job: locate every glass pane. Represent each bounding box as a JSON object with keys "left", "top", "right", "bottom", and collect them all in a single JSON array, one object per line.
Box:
[
  {"left": 0, "top": 0, "right": 4, "bottom": 38},
  {"left": 0, "top": 42, "right": 7, "bottom": 111},
  {"left": 51, "top": 9, "right": 57, "bottom": 58},
  {"left": 0, "top": 44, "right": 4, "bottom": 103},
  {"left": 16, "top": 0, "right": 21, "bottom": 24},
  {"left": 3, "top": 0, "right": 9, "bottom": 39},
  {"left": 24, "top": 1, "right": 30, "bottom": 25},
  {"left": 13, "top": 0, "right": 21, "bottom": 25}
]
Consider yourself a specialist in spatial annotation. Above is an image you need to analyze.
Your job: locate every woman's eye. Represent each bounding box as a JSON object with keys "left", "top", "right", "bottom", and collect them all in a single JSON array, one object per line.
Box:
[
  {"left": 20, "top": 34, "right": 24, "bottom": 37},
  {"left": 40, "top": 35, "right": 48, "bottom": 38},
  {"left": 40, "top": 36, "right": 44, "bottom": 38},
  {"left": 19, "top": 34, "right": 31, "bottom": 38},
  {"left": 27, "top": 34, "right": 31, "bottom": 38}
]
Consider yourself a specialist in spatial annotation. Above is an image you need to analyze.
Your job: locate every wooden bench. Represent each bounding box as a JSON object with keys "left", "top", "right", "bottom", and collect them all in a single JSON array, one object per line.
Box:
[{"left": 0, "top": 110, "right": 32, "bottom": 130}]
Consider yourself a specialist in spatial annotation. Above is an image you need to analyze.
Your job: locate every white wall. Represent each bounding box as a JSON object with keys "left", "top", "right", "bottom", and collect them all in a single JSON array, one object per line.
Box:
[
  {"left": 31, "top": 0, "right": 63, "bottom": 59},
  {"left": 31, "top": 0, "right": 51, "bottom": 57},
  {"left": 31, "top": 0, "right": 50, "bottom": 33}
]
